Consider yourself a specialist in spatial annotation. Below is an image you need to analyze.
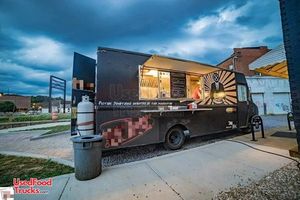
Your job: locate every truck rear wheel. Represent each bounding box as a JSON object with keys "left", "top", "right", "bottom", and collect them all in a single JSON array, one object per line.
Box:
[{"left": 164, "top": 127, "right": 185, "bottom": 150}]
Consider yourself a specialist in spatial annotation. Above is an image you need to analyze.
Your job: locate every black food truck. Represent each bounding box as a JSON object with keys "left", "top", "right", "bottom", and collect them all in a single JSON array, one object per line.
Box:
[{"left": 71, "top": 47, "right": 258, "bottom": 150}]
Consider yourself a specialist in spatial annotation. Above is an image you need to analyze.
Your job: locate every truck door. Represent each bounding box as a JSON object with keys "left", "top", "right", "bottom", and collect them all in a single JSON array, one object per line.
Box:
[
  {"left": 71, "top": 52, "right": 96, "bottom": 135},
  {"left": 237, "top": 84, "right": 249, "bottom": 128}
]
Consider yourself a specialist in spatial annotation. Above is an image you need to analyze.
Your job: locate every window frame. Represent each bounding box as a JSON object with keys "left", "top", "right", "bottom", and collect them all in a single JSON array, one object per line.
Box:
[
  {"left": 186, "top": 74, "right": 204, "bottom": 100},
  {"left": 138, "top": 66, "right": 203, "bottom": 101},
  {"left": 237, "top": 84, "right": 248, "bottom": 102}
]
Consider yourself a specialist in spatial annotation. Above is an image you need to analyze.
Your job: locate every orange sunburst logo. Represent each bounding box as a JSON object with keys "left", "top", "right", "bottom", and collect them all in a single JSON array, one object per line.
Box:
[{"left": 201, "top": 70, "right": 237, "bottom": 105}]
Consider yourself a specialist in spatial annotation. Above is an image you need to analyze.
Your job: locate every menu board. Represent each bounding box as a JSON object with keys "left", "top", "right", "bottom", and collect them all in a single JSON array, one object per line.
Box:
[{"left": 171, "top": 72, "right": 186, "bottom": 98}]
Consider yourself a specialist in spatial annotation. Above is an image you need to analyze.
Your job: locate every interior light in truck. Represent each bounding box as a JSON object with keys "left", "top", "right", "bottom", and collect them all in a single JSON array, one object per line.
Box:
[{"left": 145, "top": 69, "right": 158, "bottom": 77}]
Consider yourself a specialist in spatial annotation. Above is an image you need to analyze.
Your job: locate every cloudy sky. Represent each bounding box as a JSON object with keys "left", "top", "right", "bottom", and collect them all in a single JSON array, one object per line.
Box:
[{"left": 0, "top": 0, "right": 283, "bottom": 98}]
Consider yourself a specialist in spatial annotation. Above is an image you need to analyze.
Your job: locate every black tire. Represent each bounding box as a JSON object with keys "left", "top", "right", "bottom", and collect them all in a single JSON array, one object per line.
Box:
[{"left": 164, "top": 127, "right": 185, "bottom": 150}]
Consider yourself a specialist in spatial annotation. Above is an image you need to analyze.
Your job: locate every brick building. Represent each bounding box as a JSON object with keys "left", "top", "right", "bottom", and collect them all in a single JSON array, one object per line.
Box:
[
  {"left": 0, "top": 95, "right": 31, "bottom": 111},
  {"left": 279, "top": 0, "right": 300, "bottom": 151},
  {"left": 217, "top": 46, "right": 270, "bottom": 76}
]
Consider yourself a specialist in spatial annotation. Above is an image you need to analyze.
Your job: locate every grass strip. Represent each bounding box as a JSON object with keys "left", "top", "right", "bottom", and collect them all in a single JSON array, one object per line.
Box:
[{"left": 0, "top": 154, "right": 74, "bottom": 187}]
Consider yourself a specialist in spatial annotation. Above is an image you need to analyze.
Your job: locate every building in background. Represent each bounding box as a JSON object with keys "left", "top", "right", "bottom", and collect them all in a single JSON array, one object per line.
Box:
[
  {"left": 40, "top": 100, "right": 71, "bottom": 113},
  {"left": 0, "top": 94, "right": 31, "bottom": 112},
  {"left": 249, "top": 44, "right": 288, "bottom": 78},
  {"left": 247, "top": 76, "right": 291, "bottom": 115},
  {"left": 217, "top": 45, "right": 291, "bottom": 115},
  {"left": 217, "top": 46, "right": 270, "bottom": 76}
]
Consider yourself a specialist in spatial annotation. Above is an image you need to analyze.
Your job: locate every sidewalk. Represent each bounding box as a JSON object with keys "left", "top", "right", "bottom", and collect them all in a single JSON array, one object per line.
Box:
[
  {"left": 0, "top": 122, "right": 73, "bottom": 161},
  {"left": 15, "top": 140, "right": 293, "bottom": 200},
  {"left": 234, "top": 126, "right": 297, "bottom": 150},
  {"left": 0, "top": 121, "right": 70, "bottom": 134}
]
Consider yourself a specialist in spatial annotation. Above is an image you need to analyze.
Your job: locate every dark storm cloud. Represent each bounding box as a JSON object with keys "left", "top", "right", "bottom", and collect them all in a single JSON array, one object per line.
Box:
[
  {"left": 0, "top": 29, "right": 22, "bottom": 50},
  {"left": 0, "top": 0, "right": 243, "bottom": 46},
  {"left": 0, "top": 0, "right": 283, "bottom": 97}
]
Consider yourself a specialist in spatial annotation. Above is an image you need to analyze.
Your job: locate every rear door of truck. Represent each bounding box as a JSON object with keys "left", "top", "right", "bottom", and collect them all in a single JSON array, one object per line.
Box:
[{"left": 71, "top": 52, "right": 96, "bottom": 135}]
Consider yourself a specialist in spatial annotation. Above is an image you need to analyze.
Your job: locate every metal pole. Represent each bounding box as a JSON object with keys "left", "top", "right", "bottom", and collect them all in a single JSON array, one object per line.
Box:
[
  {"left": 288, "top": 112, "right": 292, "bottom": 131},
  {"left": 251, "top": 126, "right": 256, "bottom": 141},
  {"left": 260, "top": 116, "right": 265, "bottom": 138},
  {"left": 251, "top": 121, "right": 256, "bottom": 141},
  {"left": 49, "top": 76, "right": 52, "bottom": 113},
  {"left": 63, "top": 79, "right": 66, "bottom": 113}
]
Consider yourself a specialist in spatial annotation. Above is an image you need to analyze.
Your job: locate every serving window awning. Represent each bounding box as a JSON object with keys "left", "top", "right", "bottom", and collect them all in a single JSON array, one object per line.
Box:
[
  {"left": 249, "top": 44, "right": 288, "bottom": 79},
  {"left": 142, "top": 55, "right": 218, "bottom": 74}
]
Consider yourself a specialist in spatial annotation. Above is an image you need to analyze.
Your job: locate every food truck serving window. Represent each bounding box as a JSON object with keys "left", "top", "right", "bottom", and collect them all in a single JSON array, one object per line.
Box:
[
  {"left": 186, "top": 75, "right": 204, "bottom": 100},
  {"left": 140, "top": 68, "right": 160, "bottom": 99},
  {"left": 140, "top": 67, "right": 204, "bottom": 101}
]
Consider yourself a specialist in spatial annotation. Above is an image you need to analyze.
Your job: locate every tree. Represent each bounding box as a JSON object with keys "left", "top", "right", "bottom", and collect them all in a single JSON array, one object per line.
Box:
[{"left": 0, "top": 101, "right": 16, "bottom": 112}]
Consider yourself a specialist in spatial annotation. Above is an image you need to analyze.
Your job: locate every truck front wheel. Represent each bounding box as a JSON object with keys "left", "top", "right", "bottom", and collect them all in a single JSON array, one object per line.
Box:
[{"left": 164, "top": 127, "right": 185, "bottom": 150}]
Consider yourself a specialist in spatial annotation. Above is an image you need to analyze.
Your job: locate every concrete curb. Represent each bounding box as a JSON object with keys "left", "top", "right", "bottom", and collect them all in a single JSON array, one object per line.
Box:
[
  {"left": 0, "top": 151, "right": 74, "bottom": 168},
  {"left": 0, "top": 119, "right": 71, "bottom": 130},
  {"left": 30, "top": 131, "right": 70, "bottom": 141},
  {"left": 0, "top": 121, "right": 70, "bottom": 134}
]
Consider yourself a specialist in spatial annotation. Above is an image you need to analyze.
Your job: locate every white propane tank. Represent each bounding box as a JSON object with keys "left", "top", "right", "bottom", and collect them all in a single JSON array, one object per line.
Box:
[{"left": 77, "top": 95, "right": 94, "bottom": 135}]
